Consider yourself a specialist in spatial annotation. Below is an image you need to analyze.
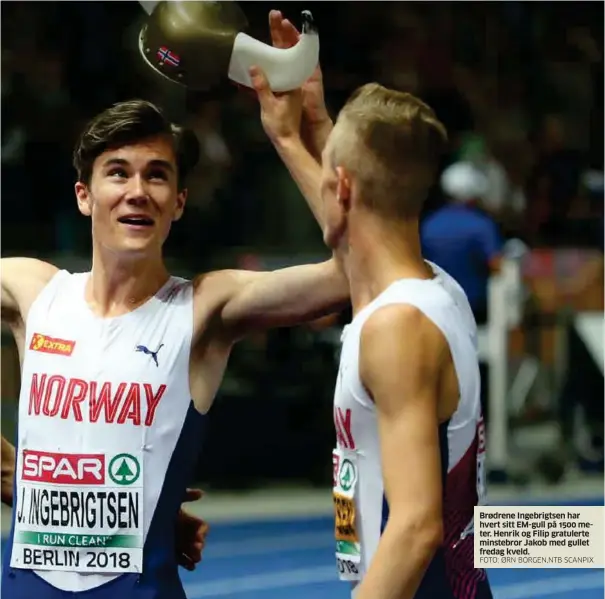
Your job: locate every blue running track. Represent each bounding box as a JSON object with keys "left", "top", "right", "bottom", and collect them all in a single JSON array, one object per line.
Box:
[{"left": 3, "top": 496, "right": 603, "bottom": 598}]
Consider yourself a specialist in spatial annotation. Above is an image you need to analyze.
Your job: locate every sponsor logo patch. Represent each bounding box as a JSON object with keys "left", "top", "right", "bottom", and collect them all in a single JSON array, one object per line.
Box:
[
  {"left": 30, "top": 334, "right": 75, "bottom": 356},
  {"left": 22, "top": 451, "right": 105, "bottom": 485}
]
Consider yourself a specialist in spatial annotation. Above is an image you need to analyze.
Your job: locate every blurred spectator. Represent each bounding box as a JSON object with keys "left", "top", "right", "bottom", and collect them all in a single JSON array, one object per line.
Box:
[
  {"left": 422, "top": 162, "right": 503, "bottom": 324},
  {"left": 458, "top": 133, "right": 528, "bottom": 234},
  {"left": 526, "top": 114, "right": 584, "bottom": 245}
]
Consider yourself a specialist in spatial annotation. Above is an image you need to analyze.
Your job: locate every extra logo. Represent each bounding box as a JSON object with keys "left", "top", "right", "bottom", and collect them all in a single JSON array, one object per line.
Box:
[
  {"left": 108, "top": 454, "right": 140, "bottom": 486},
  {"left": 30, "top": 333, "right": 75, "bottom": 357},
  {"left": 338, "top": 458, "right": 357, "bottom": 492}
]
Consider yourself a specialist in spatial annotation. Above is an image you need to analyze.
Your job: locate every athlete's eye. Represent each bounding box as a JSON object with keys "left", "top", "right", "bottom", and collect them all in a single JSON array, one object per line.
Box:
[
  {"left": 108, "top": 169, "right": 127, "bottom": 179},
  {"left": 148, "top": 170, "right": 168, "bottom": 181}
]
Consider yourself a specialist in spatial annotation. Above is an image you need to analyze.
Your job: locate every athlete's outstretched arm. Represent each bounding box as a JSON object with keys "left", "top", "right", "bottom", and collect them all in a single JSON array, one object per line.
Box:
[
  {"left": 355, "top": 304, "right": 445, "bottom": 599},
  {"left": 228, "top": 68, "right": 346, "bottom": 337},
  {"left": 210, "top": 14, "right": 347, "bottom": 341},
  {"left": 1, "top": 436, "right": 16, "bottom": 507},
  {"left": 213, "top": 259, "right": 349, "bottom": 339}
]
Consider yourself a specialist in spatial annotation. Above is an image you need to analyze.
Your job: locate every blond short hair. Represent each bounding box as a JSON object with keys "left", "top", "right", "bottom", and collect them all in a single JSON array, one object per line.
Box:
[{"left": 329, "top": 83, "right": 448, "bottom": 219}]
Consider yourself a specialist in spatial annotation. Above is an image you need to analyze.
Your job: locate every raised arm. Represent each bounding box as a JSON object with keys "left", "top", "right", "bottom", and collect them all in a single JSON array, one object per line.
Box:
[
  {"left": 267, "top": 10, "right": 333, "bottom": 162},
  {"left": 355, "top": 304, "right": 446, "bottom": 599},
  {"left": 251, "top": 11, "right": 334, "bottom": 230},
  {"left": 201, "top": 14, "right": 348, "bottom": 342}
]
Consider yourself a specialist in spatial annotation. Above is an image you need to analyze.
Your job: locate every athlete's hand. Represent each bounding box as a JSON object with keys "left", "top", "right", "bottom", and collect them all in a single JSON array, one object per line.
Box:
[
  {"left": 175, "top": 488, "right": 209, "bottom": 571},
  {"left": 251, "top": 10, "right": 332, "bottom": 153},
  {"left": 249, "top": 63, "right": 303, "bottom": 144},
  {"left": 269, "top": 11, "right": 330, "bottom": 128},
  {"left": 270, "top": 10, "right": 333, "bottom": 158}
]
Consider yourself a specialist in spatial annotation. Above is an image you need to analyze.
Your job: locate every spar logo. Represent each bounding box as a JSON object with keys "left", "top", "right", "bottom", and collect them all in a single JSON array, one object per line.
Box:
[
  {"left": 338, "top": 458, "right": 356, "bottom": 492},
  {"left": 108, "top": 453, "right": 140, "bottom": 486},
  {"left": 30, "top": 333, "right": 75, "bottom": 357},
  {"left": 22, "top": 451, "right": 105, "bottom": 485}
]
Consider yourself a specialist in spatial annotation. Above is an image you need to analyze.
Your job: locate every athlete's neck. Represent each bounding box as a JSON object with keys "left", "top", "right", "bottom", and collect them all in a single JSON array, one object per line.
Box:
[
  {"left": 87, "top": 248, "right": 170, "bottom": 318},
  {"left": 342, "top": 213, "right": 433, "bottom": 315}
]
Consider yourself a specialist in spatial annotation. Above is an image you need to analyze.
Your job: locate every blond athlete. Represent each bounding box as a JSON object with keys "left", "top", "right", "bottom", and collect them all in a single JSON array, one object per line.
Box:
[{"left": 252, "top": 11, "right": 492, "bottom": 599}]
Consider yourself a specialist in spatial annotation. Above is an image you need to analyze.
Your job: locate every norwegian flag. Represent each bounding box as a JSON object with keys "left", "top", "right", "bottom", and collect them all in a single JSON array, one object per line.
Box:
[{"left": 157, "top": 46, "right": 181, "bottom": 67}]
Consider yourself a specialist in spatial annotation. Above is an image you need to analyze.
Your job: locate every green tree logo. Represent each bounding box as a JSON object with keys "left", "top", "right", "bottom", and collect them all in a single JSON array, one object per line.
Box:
[
  {"left": 108, "top": 454, "right": 140, "bottom": 486},
  {"left": 339, "top": 459, "right": 356, "bottom": 492}
]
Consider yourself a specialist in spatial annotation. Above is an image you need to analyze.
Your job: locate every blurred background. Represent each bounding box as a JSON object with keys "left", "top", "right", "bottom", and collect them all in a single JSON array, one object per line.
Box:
[{"left": 1, "top": 2, "right": 603, "bottom": 598}]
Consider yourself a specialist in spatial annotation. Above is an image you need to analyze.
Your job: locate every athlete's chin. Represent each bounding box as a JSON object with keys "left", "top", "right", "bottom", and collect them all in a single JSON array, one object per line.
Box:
[{"left": 114, "top": 236, "right": 161, "bottom": 255}]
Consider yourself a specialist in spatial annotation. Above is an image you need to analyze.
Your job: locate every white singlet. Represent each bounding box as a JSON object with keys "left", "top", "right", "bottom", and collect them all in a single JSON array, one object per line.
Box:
[
  {"left": 332, "top": 263, "right": 490, "bottom": 599},
  {"left": 6, "top": 270, "right": 202, "bottom": 597}
]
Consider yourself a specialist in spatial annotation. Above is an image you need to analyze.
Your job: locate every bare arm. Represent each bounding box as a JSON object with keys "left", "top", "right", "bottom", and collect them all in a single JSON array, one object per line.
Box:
[
  {"left": 207, "top": 259, "right": 349, "bottom": 341},
  {"left": 250, "top": 68, "right": 327, "bottom": 231},
  {"left": 205, "top": 15, "right": 347, "bottom": 346},
  {"left": 1, "top": 436, "right": 15, "bottom": 507},
  {"left": 267, "top": 10, "right": 333, "bottom": 164},
  {"left": 301, "top": 118, "right": 333, "bottom": 164},
  {"left": 355, "top": 304, "right": 445, "bottom": 599},
  {"left": 209, "top": 135, "right": 347, "bottom": 342},
  {"left": 1, "top": 258, "right": 58, "bottom": 328},
  {"left": 254, "top": 13, "right": 333, "bottom": 231},
  {"left": 0, "top": 260, "right": 57, "bottom": 507},
  {"left": 273, "top": 137, "right": 326, "bottom": 229}
]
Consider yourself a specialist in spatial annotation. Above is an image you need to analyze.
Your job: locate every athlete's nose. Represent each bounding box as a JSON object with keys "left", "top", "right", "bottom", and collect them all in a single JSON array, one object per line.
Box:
[{"left": 125, "top": 175, "right": 151, "bottom": 205}]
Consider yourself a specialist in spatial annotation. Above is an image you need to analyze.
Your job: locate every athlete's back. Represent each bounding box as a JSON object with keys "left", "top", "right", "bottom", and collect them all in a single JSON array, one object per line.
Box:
[
  {"left": 332, "top": 263, "right": 492, "bottom": 598},
  {"left": 3, "top": 270, "right": 203, "bottom": 599}
]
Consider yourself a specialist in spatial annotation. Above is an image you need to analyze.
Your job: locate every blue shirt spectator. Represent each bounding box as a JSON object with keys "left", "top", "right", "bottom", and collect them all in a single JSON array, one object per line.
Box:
[{"left": 421, "top": 162, "right": 503, "bottom": 321}]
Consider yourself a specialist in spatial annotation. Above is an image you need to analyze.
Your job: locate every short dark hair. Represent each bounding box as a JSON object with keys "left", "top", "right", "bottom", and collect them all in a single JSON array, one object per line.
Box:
[{"left": 73, "top": 99, "right": 200, "bottom": 189}]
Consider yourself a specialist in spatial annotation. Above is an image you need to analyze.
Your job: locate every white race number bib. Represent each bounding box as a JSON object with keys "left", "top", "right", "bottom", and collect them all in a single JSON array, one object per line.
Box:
[
  {"left": 333, "top": 447, "right": 361, "bottom": 582},
  {"left": 10, "top": 449, "right": 144, "bottom": 574}
]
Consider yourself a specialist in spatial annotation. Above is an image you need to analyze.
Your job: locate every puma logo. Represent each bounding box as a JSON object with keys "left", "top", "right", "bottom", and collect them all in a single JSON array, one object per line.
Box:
[{"left": 135, "top": 343, "right": 164, "bottom": 367}]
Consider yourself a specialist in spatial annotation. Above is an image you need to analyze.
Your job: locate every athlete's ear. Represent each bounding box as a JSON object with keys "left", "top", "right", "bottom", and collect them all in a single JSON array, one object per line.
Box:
[
  {"left": 335, "top": 167, "right": 351, "bottom": 214},
  {"left": 173, "top": 189, "right": 187, "bottom": 222},
  {"left": 75, "top": 182, "right": 92, "bottom": 217}
]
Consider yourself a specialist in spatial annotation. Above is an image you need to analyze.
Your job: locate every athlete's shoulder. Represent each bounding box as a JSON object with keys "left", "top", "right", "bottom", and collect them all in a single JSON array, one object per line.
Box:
[
  {"left": 1, "top": 258, "right": 62, "bottom": 326},
  {"left": 191, "top": 267, "right": 264, "bottom": 308},
  {"left": 2, "top": 257, "right": 59, "bottom": 282},
  {"left": 1, "top": 258, "right": 61, "bottom": 301},
  {"left": 377, "top": 275, "right": 457, "bottom": 317},
  {"left": 192, "top": 268, "right": 240, "bottom": 302},
  {"left": 362, "top": 302, "right": 444, "bottom": 352},
  {"left": 428, "top": 263, "right": 469, "bottom": 302},
  {"left": 152, "top": 275, "right": 194, "bottom": 307},
  {"left": 189, "top": 269, "right": 244, "bottom": 338},
  {"left": 359, "top": 303, "right": 448, "bottom": 393}
]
